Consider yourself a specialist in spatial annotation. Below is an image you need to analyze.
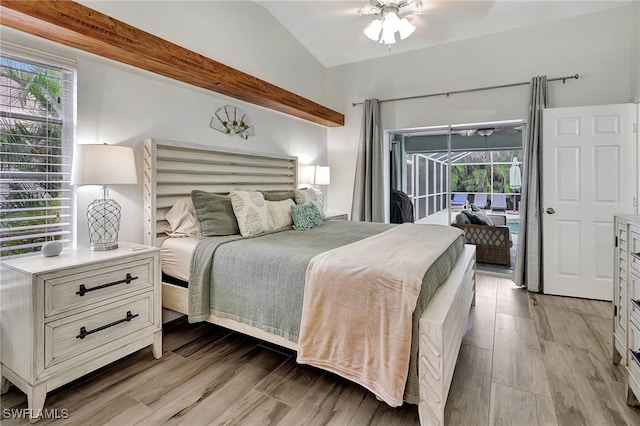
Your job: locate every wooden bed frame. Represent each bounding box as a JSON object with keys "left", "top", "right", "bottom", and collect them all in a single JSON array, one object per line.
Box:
[{"left": 142, "top": 138, "right": 476, "bottom": 425}]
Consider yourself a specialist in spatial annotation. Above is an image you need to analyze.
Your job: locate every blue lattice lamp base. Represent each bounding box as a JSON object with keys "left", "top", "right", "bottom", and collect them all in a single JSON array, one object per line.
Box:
[{"left": 87, "top": 196, "right": 121, "bottom": 251}]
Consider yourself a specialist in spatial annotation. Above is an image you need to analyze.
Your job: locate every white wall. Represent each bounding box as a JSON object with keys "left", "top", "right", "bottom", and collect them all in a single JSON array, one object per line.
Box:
[
  {"left": 1, "top": 25, "right": 328, "bottom": 248},
  {"left": 3, "top": 2, "right": 637, "bottom": 237},
  {"left": 326, "top": 5, "right": 637, "bottom": 216},
  {"left": 76, "top": 0, "right": 330, "bottom": 107}
]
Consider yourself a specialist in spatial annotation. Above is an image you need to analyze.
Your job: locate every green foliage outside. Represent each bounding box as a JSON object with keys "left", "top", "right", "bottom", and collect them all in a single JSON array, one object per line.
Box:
[
  {"left": 451, "top": 165, "right": 491, "bottom": 192},
  {"left": 1, "top": 58, "right": 66, "bottom": 256},
  {"left": 450, "top": 151, "right": 521, "bottom": 195}
]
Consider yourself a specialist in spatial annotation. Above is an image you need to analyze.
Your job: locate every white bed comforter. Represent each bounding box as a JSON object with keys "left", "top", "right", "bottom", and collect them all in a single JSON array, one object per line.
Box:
[{"left": 296, "top": 223, "right": 462, "bottom": 406}]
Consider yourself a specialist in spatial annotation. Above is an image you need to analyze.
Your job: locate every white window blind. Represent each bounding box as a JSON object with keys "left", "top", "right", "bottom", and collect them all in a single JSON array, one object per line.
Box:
[{"left": 1, "top": 54, "right": 76, "bottom": 257}]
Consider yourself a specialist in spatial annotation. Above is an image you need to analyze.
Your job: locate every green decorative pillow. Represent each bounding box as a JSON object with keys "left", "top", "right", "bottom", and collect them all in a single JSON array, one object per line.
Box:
[
  {"left": 293, "top": 188, "right": 324, "bottom": 219},
  {"left": 261, "top": 190, "right": 296, "bottom": 202},
  {"left": 291, "top": 203, "right": 323, "bottom": 230},
  {"left": 190, "top": 190, "right": 240, "bottom": 238}
]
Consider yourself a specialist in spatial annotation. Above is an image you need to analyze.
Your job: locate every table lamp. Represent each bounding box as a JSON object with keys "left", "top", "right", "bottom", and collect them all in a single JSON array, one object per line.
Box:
[
  {"left": 311, "top": 165, "right": 330, "bottom": 209},
  {"left": 70, "top": 143, "right": 137, "bottom": 251},
  {"left": 313, "top": 165, "right": 331, "bottom": 187}
]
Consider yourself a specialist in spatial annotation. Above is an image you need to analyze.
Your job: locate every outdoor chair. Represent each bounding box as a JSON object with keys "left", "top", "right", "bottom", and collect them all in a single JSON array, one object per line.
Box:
[
  {"left": 472, "top": 193, "right": 488, "bottom": 210},
  {"left": 452, "top": 211, "right": 512, "bottom": 266},
  {"left": 491, "top": 194, "right": 507, "bottom": 212},
  {"left": 451, "top": 193, "right": 468, "bottom": 209}
]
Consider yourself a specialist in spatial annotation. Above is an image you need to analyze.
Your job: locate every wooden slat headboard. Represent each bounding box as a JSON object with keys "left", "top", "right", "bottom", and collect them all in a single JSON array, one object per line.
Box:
[{"left": 143, "top": 138, "right": 298, "bottom": 247}]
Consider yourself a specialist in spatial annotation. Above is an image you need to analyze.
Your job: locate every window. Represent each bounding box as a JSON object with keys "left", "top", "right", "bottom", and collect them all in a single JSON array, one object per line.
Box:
[{"left": 1, "top": 53, "right": 76, "bottom": 257}]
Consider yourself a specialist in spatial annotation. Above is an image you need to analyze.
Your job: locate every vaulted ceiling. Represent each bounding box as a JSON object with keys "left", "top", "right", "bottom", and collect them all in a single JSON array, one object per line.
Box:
[
  {"left": 240, "top": 1, "right": 630, "bottom": 67},
  {"left": 76, "top": 1, "right": 631, "bottom": 69}
]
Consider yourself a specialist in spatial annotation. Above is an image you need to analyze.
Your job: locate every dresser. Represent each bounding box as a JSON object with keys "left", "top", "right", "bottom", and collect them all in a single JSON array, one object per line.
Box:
[
  {"left": 613, "top": 215, "right": 640, "bottom": 407},
  {"left": 0, "top": 244, "right": 162, "bottom": 422}
]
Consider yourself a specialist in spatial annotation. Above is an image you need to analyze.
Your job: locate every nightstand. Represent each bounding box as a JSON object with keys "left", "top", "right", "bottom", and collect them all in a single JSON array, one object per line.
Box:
[
  {"left": 325, "top": 213, "right": 349, "bottom": 221},
  {"left": 0, "top": 243, "right": 162, "bottom": 422}
]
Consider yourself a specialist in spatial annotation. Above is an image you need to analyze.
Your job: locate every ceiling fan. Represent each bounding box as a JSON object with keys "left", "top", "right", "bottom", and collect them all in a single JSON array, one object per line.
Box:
[
  {"left": 455, "top": 126, "right": 522, "bottom": 137},
  {"left": 359, "top": 0, "right": 422, "bottom": 45}
]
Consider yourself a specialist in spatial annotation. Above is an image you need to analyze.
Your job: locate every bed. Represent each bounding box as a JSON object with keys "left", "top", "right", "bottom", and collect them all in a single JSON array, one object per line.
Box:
[{"left": 143, "top": 138, "right": 476, "bottom": 425}]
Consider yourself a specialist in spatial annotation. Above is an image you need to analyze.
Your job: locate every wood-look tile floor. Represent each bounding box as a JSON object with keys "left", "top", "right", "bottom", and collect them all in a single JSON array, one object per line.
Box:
[{"left": 3, "top": 274, "right": 640, "bottom": 425}]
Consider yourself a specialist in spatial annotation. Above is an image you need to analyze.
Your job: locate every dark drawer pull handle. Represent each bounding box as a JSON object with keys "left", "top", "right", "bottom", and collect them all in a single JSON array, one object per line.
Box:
[
  {"left": 76, "top": 311, "right": 139, "bottom": 339},
  {"left": 632, "top": 299, "right": 640, "bottom": 311},
  {"left": 630, "top": 349, "right": 640, "bottom": 367},
  {"left": 76, "top": 273, "right": 138, "bottom": 296}
]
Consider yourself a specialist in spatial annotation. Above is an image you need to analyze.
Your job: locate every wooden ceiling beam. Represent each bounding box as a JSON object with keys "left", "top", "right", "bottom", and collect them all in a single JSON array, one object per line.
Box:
[{"left": 0, "top": 0, "right": 344, "bottom": 127}]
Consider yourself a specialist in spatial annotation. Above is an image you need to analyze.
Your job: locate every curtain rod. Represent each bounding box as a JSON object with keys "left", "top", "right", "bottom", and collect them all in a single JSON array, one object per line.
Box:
[{"left": 352, "top": 74, "right": 579, "bottom": 107}]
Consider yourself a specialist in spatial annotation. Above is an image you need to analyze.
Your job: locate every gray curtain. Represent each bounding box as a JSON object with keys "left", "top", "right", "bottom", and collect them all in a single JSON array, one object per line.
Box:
[
  {"left": 351, "top": 98, "right": 385, "bottom": 222},
  {"left": 513, "top": 76, "right": 547, "bottom": 292},
  {"left": 390, "top": 140, "right": 402, "bottom": 191}
]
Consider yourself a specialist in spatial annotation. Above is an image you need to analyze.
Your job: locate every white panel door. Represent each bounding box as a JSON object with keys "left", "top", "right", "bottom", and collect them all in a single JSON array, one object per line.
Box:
[{"left": 543, "top": 104, "right": 637, "bottom": 300}]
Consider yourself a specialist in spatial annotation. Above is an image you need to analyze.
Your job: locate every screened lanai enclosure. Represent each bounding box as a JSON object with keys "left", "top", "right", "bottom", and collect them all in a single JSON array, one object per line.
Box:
[
  {"left": 389, "top": 121, "right": 524, "bottom": 272},
  {"left": 406, "top": 149, "right": 523, "bottom": 219}
]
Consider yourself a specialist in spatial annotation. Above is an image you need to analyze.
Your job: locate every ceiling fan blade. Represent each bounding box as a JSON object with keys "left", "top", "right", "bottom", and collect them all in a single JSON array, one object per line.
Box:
[{"left": 359, "top": 4, "right": 382, "bottom": 16}]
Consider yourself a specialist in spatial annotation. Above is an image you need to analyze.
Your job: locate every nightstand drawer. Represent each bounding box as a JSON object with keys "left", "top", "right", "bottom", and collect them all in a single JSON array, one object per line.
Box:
[
  {"left": 630, "top": 231, "right": 640, "bottom": 274},
  {"left": 629, "top": 319, "right": 640, "bottom": 374},
  {"left": 45, "top": 293, "right": 154, "bottom": 368},
  {"left": 631, "top": 277, "right": 640, "bottom": 329},
  {"left": 632, "top": 253, "right": 640, "bottom": 276},
  {"left": 44, "top": 258, "right": 155, "bottom": 317},
  {"left": 631, "top": 272, "right": 640, "bottom": 303}
]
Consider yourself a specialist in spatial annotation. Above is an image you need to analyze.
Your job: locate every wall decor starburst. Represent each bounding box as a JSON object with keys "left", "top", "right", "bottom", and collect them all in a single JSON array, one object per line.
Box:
[{"left": 210, "top": 105, "right": 255, "bottom": 140}]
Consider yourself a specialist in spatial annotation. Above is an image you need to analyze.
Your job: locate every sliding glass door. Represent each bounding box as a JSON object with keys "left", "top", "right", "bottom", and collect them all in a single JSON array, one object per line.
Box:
[{"left": 393, "top": 121, "right": 524, "bottom": 271}]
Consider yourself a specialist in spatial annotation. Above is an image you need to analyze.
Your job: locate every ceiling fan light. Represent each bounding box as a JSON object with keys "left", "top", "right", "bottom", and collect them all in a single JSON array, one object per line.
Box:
[
  {"left": 477, "top": 128, "right": 495, "bottom": 137},
  {"left": 383, "top": 11, "right": 401, "bottom": 33},
  {"left": 398, "top": 18, "right": 415, "bottom": 40},
  {"left": 360, "top": 0, "right": 419, "bottom": 45},
  {"left": 364, "top": 19, "right": 383, "bottom": 41},
  {"left": 380, "top": 25, "right": 397, "bottom": 45}
]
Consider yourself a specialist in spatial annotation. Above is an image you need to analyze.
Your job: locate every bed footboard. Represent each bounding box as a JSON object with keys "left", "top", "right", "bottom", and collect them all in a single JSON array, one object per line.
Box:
[{"left": 418, "top": 245, "right": 476, "bottom": 425}]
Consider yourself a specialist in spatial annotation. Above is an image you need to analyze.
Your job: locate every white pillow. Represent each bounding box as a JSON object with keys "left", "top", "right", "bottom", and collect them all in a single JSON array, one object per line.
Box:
[
  {"left": 165, "top": 197, "right": 197, "bottom": 237},
  {"left": 229, "top": 190, "right": 272, "bottom": 237},
  {"left": 266, "top": 199, "right": 295, "bottom": 231},
  {"left": 293, "top": 188, "right": 324, "bottom": 219}
]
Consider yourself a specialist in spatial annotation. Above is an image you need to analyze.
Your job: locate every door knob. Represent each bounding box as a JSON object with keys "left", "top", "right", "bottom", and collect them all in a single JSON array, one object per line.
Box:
[{"left": 546, "top": 207, "right": 556, "bottom": 214}]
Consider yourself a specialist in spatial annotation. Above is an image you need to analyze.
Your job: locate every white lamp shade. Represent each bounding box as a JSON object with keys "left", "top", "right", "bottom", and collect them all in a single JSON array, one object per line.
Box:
[
  {"left": 380, "top": 25, "right": 397, "bottom": 45},
  {"left": 383, "top": 11, "right": 401, "bottom": 33},
  {"left": 314, "top": 166, "right": 331, "bottom": 186},
  {"left": 398, "top": 18, "right": 416, "bottom": 40},
  {"left": 300, "top": 165, "right": 315, "bottom": 185},
  {"left": 71, "top": 144, "right": 138, "bottom": 186},
  {"left": 364, "top": 19, "right": 383, "bottom": 41}
]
